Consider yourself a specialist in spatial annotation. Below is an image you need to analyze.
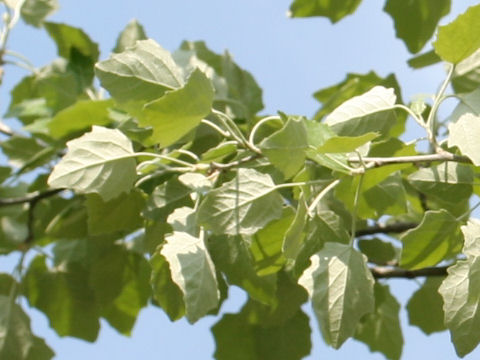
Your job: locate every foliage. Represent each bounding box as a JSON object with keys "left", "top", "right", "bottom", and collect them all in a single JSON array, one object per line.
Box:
[{"left": 1, "top": 1, "right": 480, "bottom": 359}]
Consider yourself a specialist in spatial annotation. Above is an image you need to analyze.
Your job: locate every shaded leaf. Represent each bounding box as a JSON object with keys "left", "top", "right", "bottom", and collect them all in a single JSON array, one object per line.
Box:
[
  {"left": 358, "top": 238, "right": 398, "bottom": 265},
  {"left": 317, "top": 132, "right": 378, "bottom": 153},
  {"left": 113, "top": 19, "right": 148, "bottom": 53},
  {"left": 289, "top": 0, "right": 362, "bottom": 23},
  {"left": 48, "top": 126, "right": 137, "bottom": 201},
  {"left": 282, "top": 197, "right": 307, "bottom": 260},
  {"left": 197, "top": 168, "right": 283, "bottom": 235},
  {"left": 21, "top": 0, "right": 58, "bottom": 27},
  {"left": 384, "top": 0, "right": 450, "bottom": 53},
  {"left": 354, "top": 283, "right": 403, "bottom": 360},
  {"left": 400, "top": 210, "right": 461, "bottom": 269},
  {"left": 298, "top": 242, "right": 374, "bottom": 348},
  {"left": 260, "top": 117, "right": 309, "bottom": 178},
  {"left": 407, "top": 49, "right": 441, "bottom": 69},
  {"left": 434, "top": 4, "right": 480, "bottom": 64},
  {"left": 407, "top": 277, "right": 446, "bottom": 334},
  {"left": 161, "top": 231, "right": 219, "bottom": 323}
]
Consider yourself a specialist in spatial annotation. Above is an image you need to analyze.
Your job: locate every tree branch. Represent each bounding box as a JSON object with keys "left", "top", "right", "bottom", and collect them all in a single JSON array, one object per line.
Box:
[
  {"left": 0, "top": 188, "right": 64, "bottom": 207},
  {"left": 355, "top": 221, "right": 418, "bottom": 236},
  {"left": 371, "top": 265, "right": 448, "bottom": 279},
  {"left": 349, "top": 152, "right": 470, "bottom": 168}
]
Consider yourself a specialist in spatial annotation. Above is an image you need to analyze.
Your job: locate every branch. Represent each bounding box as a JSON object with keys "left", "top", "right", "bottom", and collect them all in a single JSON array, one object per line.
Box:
[
  {"left": 349, "top": 152, "right": 471, "bottom": 168},
  {"left": 0, "top": 188, "right": 64, "bottom": 207},
  {"left": 371, "top": 265, "right": 448, "bottom": 279},
  {"left": 355, "top": 221, "right": 418, "bottom": 236}
]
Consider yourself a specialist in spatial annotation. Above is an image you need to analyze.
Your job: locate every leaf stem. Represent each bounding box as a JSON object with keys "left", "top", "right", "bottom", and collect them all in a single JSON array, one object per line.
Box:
[
  {"left": 307, "top": 178, "right": 341, "bottom": 216},
  {"left": 393, "top": 104, "right": 425, "bottom": 129},
  {"left": 350, "top": 173, "right": 364, "bottom": 246},
  {"left": 248, "top": 115, "right": 282, "bottom": 152},
  {"left": 201, "top": 119, "right": 231, "bottom": 137}
]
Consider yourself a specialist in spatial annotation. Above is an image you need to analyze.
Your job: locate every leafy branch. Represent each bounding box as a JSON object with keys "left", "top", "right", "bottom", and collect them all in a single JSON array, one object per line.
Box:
[{"left": 371, "top": 265, "right": 448, "bottom": 279}]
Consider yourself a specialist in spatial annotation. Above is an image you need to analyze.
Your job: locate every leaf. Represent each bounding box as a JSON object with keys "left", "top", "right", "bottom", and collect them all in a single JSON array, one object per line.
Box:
[
  {"left": 0, "top": 136, "right": 45, "bottom": 168},
  {"left": 95, "top": 39, "right": 184, "bottom": 104},
  {"left": 451, "top": 49, "right": 480, "bottom": 93},
  {"left": 23, "top": 256, "right": 100, "bottom": 341},
  {"left": 325, "top": 86, "right": 397, "bottom": 136},
  {"left": 317, "top": 132, "right": 379, "bottom": 153},
  {"left": 434, "top": 4, "right": 480, "bottom": 64},
  {"left": 161, "top": 231, "right": 219, "bottom": 323},
  {"left": 384, "top": 0, "right": 450, "bottom": 54},
  {"left": 250, "top": 208, "right": 294, "bottom": 276},
  {"left": 449, "top": 88, "right": 480, "bottom": 122},
  {"left": 150, "top": 251, "right": 185, "bottom": 321},
  {"left": 0, "top": 295, "right": 54, "bottom": 360},
  {"left": 85, "top": 191, "right": 145, "bottom": 235},
  {"left": 289, "top": 0, "right": 362, "bottom": 23},
  {"left": 45, "top": 22, "right": 99, "bottom": 61},
  {"left": 282, "top": 197, "right": 307, "bottom": 260},
  {"left": 407, "top": 49, "right": 441, "bottom": 69},
  {"left": 167, "top": 207, "right": 196, "bottom": 235},
  {"left": 358, "top": 238, "right": 398, "bottom": 265},
  {"left": 208, "top": 234, "right": 277, "bottom": 305},
  {"left": 407, "top": 277, "right": 446, "bottom": 334},
  {"left": 298, "top": 242, "right": 375, "bottom": 348},
  {"left": 313, "top": 72, "right": 402, "bottom": 121},
  {"left": 461, "top": 219, "right": 480, "bottom": 257},
  {"left": 113, "top": 19, "right": 148, "bottom": 53},
  {"left": 400, "top": 210, "right": 461, "bottom": 269},
  {"left": 260, "top": 117, "right": 309, "bottom": 178},
  {"left": 197, "top": 168, "right": 283, "bottom": 235},
  {"left": 448, "top": 113, "right": 480, "bottom": 165},
  {"left": 139, "top": 69, "right": 214, "bottom": 147},
  {"left": 20, "top": 0, "right": 58, "bottom": 27},
  {"left": 48, "top": 126, "right": 137, "bottom": 201},
  {"left": 212, "top": 309, "right": 311, "bottom": 360},
  {"left": 48, "top": 99, "right": 113, "bottom": 138},
  {"left": 439, "top": 257, "right": 480, "bottom": 357},
  {"left": 354, "top": 283, "right": 403, "bottom": 360}
]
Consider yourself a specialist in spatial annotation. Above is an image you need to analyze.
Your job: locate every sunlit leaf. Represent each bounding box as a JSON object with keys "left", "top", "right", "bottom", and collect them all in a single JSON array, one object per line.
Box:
[
  {"left": 289, "top": 0, "right": 362, "bottom": 23},
  {"left": 48, "top": 126, "right": 137, "bottom": 201},
  {"left": 21, "top": 0, "right": 58, "bottom": 27},
  {"left": 298, "top": 242, "right": 374, "bottom": 348},
  {"left": 448, "top": 113, "right": 480, "bottom": 165},
  {"left": 197, "top": 168, "right": 283, "bottom": 235},
  {"left": 113, "top": 19, "right": 148, "bottom": 53}
]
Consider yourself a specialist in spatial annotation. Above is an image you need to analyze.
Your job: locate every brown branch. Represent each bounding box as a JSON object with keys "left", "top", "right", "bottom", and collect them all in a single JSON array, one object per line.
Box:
[
  {"left": 0, "top": 188, "right": 64, "bottom": 207},
  {"left": 349, "top": 152, "right": 471, "bottom": 168},
  {"left": 371, "top": 265, "right": 448, "bottom": 279},
  {"left": 355, "top": 221, "right": 418, "bottom": 237}
]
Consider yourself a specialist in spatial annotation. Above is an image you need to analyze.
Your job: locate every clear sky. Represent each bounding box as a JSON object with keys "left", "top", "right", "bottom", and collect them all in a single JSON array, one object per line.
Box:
[{"left": 2, "top": 0, "right": 480, "bottom": 359}]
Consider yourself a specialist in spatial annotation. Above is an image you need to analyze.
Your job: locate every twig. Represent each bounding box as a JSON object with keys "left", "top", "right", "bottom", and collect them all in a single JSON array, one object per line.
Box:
[
  {"left": 371, "top": 265, "right": 448, "bottom": 279},
  {"left": 0, "top": 188, "right": 64, "bottom": 207},
  {"left": 349, "top": 152, "right": 470, "bottom": 168},
  {"left": 355, "top": 221, "right": 418, "bottom": 236}
]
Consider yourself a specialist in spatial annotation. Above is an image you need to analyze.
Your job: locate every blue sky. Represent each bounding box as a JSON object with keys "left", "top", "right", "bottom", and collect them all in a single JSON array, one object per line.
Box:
[{"left": 2, "top": 0, "right": 480, "bottom": 359}]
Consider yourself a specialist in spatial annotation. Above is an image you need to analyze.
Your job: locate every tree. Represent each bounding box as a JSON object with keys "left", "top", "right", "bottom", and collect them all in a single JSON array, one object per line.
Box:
[{"left": 1, "top": 0, "right": 480, "bottom": 359}]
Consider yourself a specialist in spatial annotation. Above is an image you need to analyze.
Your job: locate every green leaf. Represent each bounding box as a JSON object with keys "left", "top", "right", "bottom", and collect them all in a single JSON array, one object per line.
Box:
[
  {"left": 434, "top": 4, "right": 480, "bottom": 64},
  {"left": 161, "top": 231, "right": 219, "bottom": 323},
  {"left": 317, "top": 132, "right": 379, "bottom": 153},
  {"left": 250, "top": 208, "right": 294, "bottom": 276},
  {"left": 289, "top": 0, "right": 362, "bottom": 23},
  {"left": 358, "top": 238, "right": 398, "bottom": 265},
  {"left": 448, "top": 113, "right": 480, "bottom": 165},
  {"left": 384, "top": 0, "right": 450, "bottom": 54},
  {"left": 282, "top": 197, "right": 307, "bottom": 260},
  {"left": 354, "top": 283, "right": 403, "bottom": 360},
  {"left": 439, "top": 256, "right": 480, "bottom": 357},
  {"left": 48, "top": 126, "right": 137, "bottom": 201},
  {"left": 45, "top": 22, "right": 99, "bottom": 61},
  {"left": 298, "top": 242, "right": 375, "bottom": 348},
  {"left": 212, "top": 309, "right": 311, "bottom": 360},
  {"left": 313, "top": 72, "right": 402, "bottom": 120},
  {"left": 449, "top": 88, "right": 480, "bottom": 122},
  {"left": 167, "top": 206, "right": 196, "bottom": 235},
  {"left": 139, "top": 69, "right": 214, "bottom": 147},
  {"left": 20, "top": 0, "right": 58, "bottom": 27},
  {"left": 407, "top": 162, "right": 473, "bottom": 205},
  {"left": 143, "top": 176, "right": 193, "bottom": 221},
  {"left": 461, "top": 219, "right": 480, "bottom": 257},
  {"left": 0, "top": 136, "right": 45, "bottom": 168},
  {"left": 407, "top": 277, "right": 446, "bottom": 334},
  {"left": 23, "top": 256, "right": 100, "bottom": 341},
  {"left": 47, "top": 99, "right": 113, "bottom": 138},
  {"left": 312, "top": 210, "right": 350, "bottom": 245},
  {"left": 407, "top": 50, "right": 441, "bottom": 69},
  {"left": 0, "top": 295, "right": 54, "bottom": 360},
  {"left": 197, "top": 168, "right": 283, "bottom": 235},
  {"left": 95, "top": 39, "right": 184, "bottom": 104},
  {"left": 400, "top": 210, "right": 461, "bottom": 269},
  {"left": 325, "top": 86, "right": 397, "bottom": 136},
  {"left": 208, "top": 234, "right": 277, "bottom": 304},
  {"left": 260, "top": 117, "right": 309, "bottom": 178},
  {"left": 113, "top": 19, "right": 148, "bottom": 53},
  {"left": 363, "top": 172, "right": 407, "bottom": 217},
  {"left": 451, "top": 50, "right": 480, "bottom": 93},
  {"left": 85, "top": 191, "right": 145, "bottom": 235},
  {"left": 150, "top": 251, "right": 185, "bottom": 321}
]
